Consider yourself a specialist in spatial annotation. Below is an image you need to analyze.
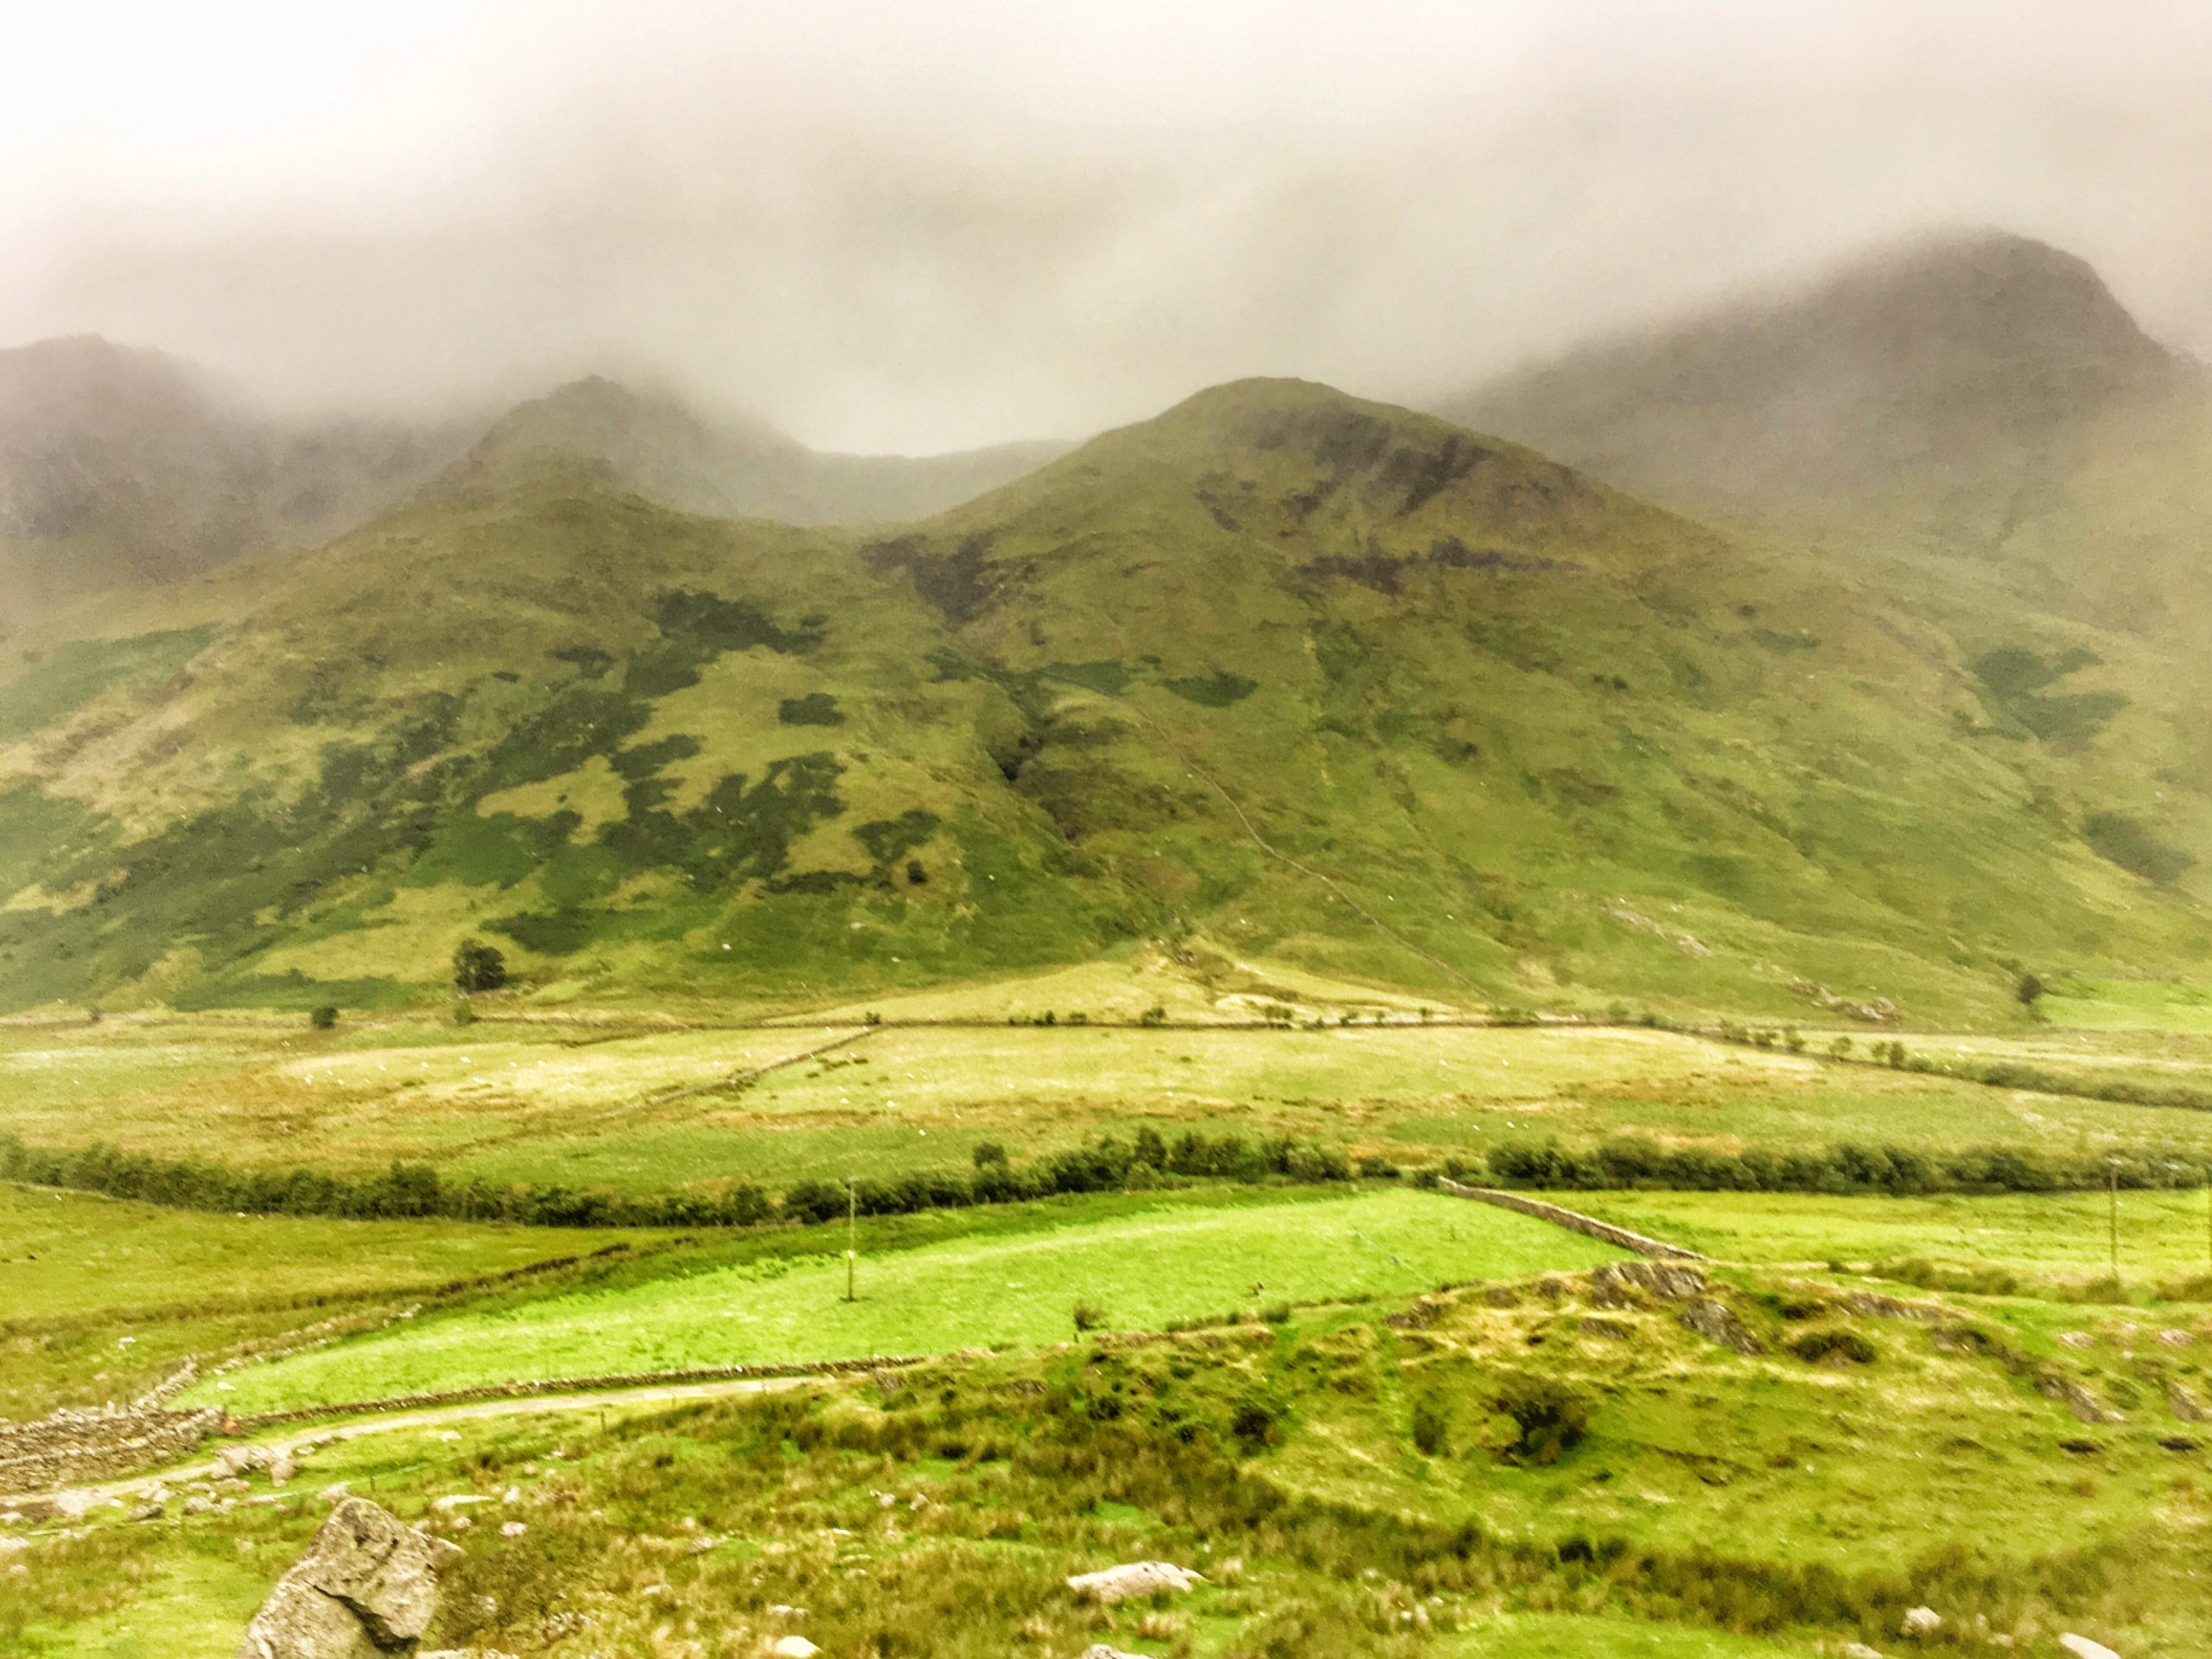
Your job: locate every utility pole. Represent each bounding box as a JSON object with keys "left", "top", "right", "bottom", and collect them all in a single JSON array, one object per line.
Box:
[{"left": 844, "top": 1178, "right": 857, "bottom": 1304}]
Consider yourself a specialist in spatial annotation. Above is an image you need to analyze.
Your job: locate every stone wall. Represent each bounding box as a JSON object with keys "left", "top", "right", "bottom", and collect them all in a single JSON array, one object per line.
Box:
[
  {"left": 237, "top": 1353, "right": 930, "bottom": 1427},
  {"left": 1435, "top": 1179, "right": 1709, "bottom": 1261},
  {"left": 0, "top": 1402, "right": 223, "bottom": 1495}
]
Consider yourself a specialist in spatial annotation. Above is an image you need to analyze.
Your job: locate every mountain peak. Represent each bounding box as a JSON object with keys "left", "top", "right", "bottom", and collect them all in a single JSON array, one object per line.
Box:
[{"left": 1454, "top": 227, "right": 2184, "bottom": 517}]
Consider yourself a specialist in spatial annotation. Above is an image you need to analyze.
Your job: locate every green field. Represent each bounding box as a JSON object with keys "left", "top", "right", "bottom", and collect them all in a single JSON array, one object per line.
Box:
[
  {"left": 1573, "top": 1187, "right": 2212, "bottom": 1286},
  {"left": 17, "top": 1247, "right": 2209, "bottom": 1658},
  {"left": 0, "top": 1186, "right": 666, "bottom": 1419},
  {"left": 15, "top": 1017, "right": 2212, "bottom": 1204},
  {"left": 190, "top": 1188, "right": 1624, "bottom": 1413}
]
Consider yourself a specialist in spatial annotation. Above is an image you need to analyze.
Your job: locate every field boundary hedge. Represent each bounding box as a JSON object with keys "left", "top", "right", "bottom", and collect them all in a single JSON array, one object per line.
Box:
[{"left": 0, "top": 1126, "right": 1355, "bottom": 1230}]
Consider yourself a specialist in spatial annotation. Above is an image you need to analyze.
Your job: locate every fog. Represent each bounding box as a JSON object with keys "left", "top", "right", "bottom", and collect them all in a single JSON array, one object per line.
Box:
[{"left": 7, "top": 1, "right": 2211, "bottom": 451}]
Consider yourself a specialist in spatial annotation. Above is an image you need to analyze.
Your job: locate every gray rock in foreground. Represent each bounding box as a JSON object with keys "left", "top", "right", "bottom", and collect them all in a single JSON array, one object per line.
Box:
[{"left": 236, "top": 1497, "right": 461, "bottom": 1657}]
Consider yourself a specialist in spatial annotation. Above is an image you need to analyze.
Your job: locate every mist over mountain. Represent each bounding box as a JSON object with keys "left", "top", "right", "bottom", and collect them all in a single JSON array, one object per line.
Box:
[
  {"left": 1455, "top": 229, "right": 2193, "bottom": 522},
  {"left": 0, "top": 335, "right": 474, "bottom": 621},
  {"left": 464, "top": 377, "right": 1073, "bottom": 526}
]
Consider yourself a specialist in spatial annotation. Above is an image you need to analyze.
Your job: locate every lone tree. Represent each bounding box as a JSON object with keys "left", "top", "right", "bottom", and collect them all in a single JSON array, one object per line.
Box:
[
  {"left": 2016, "top": 970, "right": 2048, "bottom": 1011},
  {"left": 453, "top": 938, "right": 508, "bottom": 995}
]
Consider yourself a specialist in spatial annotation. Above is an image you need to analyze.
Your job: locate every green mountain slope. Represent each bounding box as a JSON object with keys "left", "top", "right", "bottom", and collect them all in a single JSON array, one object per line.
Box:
[
  {"left": 466, "top": 377, "right": 1073, "bottom": 526},
  {"left": 0, "top": 378, "right": 2204, "bottom": 1020}
]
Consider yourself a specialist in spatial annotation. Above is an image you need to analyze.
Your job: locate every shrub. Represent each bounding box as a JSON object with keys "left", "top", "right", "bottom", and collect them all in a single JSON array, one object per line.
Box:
[
  {"left": 1230, "top": 1400, "right": 1280, "bottom": 1451},
  {"left": 1492, "top": 1374, "right": 1591, "bottom": 1464},
  {"left": 1072, "top": 1300, "right": 1107, "bottom": 1334},
  {"left": 1357, "top": 1154, "right": 1402, "bottom": 1179},
  {"left": 453, "top": 938, "right": 507, "bottom": 994},
  {"left": 971, "top": 1140, "right": 1008, "bottom": 1169},
  {"left": 1139, "top": 1004, "right": 1168, "bottom": 1027},
  {"left": 1788, "top": 1328, "right": 1878, "bottom": 1364},
  {"left": 1410, "top": 1398, "right": 1451, "bottom": 1457},
  {"left": 451, "top": 998, "right": 477, "bottom": 1027},
  {"left": 308, "top": 1004, "right": 339, "bottom": 1030}
]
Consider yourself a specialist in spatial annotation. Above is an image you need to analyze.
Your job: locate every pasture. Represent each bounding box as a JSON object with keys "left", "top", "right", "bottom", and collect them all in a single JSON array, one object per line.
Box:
[
  {"left": 188, "top": 1187, "right": 1624, "bottom": 1413},
  {"left": 12, "top": 1016, "right": 2212, "bottom": 1203}
]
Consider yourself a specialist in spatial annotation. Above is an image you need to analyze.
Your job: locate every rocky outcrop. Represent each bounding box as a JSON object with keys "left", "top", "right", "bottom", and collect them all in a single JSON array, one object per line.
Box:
[
  {"left": 1065, "top": 1561, "right": 1203, "bottom": 1605},
  {"left": 2060, "top": 1636, "right": 2120, "bottom": 1659},
  {"left": 235, "top": 1497, "right": 461, "bottom": 1657}
]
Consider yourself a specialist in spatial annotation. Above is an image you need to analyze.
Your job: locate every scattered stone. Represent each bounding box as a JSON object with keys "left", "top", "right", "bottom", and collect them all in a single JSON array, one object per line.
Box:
[
  {"left": 2059, "top": 1637, "right": 2120, "bottom": 1659},
  {"left": 499, "top": 1521, "right": 526, "bottom": 1538},
  {"left": 319, "top": 1484, "right": 352, "bottom": 1503},
  {"left": 234, "top": 1496, "right": 461, "bottom": 1659},
  {"left": 269, "top": 1456, "right": 299, "bottom": 1487},
  {"left": 768, "top": 1639, "right": 821, "bottom": 1659},
  {"left": 2156, "top": 1329, "right": 2195, "bottom": 1346},
  {"left": 183, "top": 1496, "right": 213, "bottom": 1516},
  {"left": 2168, "top": 1383, "right": 2208, "bottom": 1423},
  {"left": 1066, "top": 1561, "right": 1205, "bottom": 1605},
  {"left": 431, "top": 1495, "right": 490, "bottom": 1512},
  {"left": 1590, "top": 1261, "right": 1707, "bottom": 1307},
  {"left": 2058, "top": 1332, "right": 2095, "bottom": 1350},
  {"left": 1681, "top": 1298, "right": 1764, "bottom": 1355},
  {"left": 1077, "top": 1648, "right": 1155, "bottom": 1659},
  {"left": 2039, "top": 1376, "right": 2120, "bottom": 1424},
  {"left": 1901, "top": 1607, "right": 1942, "bottom": 1639},
  {"left": 1842, "top": 1646, "right": 1884, "bottom": 1659}
]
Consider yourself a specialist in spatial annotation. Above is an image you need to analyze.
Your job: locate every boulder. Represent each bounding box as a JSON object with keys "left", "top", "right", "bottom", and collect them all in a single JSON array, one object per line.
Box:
[
  {"left": 1065, "top": 1561, "right": 1204, "bottom": 1605},
  {"left": 1901, "top": 1607, "right": 1942, "bottom": 1639},
  {"left": 1681, "top": 1298, "right": 1764, "bottom": 1356},
  {"left": 234, "top": 1497, "right": 461, "bottom": 1658},
  {"left": 2059, "top": 1637, "right": 2120, "bottom": 1659},
  {"left": 767, "top": 1639, "right": 820, "bottom": 1659}
]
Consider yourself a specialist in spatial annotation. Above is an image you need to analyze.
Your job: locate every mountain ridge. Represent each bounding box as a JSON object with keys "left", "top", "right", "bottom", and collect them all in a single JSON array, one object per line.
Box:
[{"left": 2, "top": 372, "right": 2200, "bottom": 1021}]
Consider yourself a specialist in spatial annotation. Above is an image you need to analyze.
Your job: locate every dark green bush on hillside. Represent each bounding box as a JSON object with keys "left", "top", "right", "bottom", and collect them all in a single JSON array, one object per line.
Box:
[
  {"left": 452, "top": 938, "right": 508, "bottom": 993},
  {"left": 1492, "top": 1374, "right": 1590, "bottom": 1464},
  {"left": 308, "top": 1004, "right": 339, "bottom": 1030}
]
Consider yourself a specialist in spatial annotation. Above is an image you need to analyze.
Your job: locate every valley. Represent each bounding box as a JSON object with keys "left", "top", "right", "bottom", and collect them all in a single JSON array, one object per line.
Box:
[{"left": 7, "top": 226, "right": 2212, "bottom": 1658}]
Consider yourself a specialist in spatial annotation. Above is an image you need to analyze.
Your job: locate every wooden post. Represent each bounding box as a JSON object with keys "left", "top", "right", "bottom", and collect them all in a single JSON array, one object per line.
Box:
[{"left": 844, "top": 1178, "right": 857, "bottom": 1304}]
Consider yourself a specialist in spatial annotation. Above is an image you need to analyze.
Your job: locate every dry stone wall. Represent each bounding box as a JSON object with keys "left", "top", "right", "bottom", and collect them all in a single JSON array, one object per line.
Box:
[{"left": 1435, "top": 1178, "right": 1710, "bottom": 1260}]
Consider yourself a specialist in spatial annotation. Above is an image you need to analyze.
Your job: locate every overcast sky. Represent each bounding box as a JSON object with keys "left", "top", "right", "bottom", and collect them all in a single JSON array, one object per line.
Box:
[{"left": 5, "top": 1, "right": 2209, "bottom": 450}]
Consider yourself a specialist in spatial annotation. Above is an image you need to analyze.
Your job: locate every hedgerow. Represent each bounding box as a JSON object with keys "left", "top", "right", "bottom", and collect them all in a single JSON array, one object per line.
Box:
[{"left": 0, "top": 1128, "right": 1352, "bottom": 1231}]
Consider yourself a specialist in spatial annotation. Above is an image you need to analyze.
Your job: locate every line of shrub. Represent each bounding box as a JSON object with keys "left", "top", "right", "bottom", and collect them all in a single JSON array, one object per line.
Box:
[
  {"left": 0, "top": 1127, "right": 1355, "bottom": 1232},
  {"left": 1474, "top": 1135, "right": 2209, "bottom": 1195},
  {"left": 1694, "top": 1017, "right": 2212, "bottom": 1114}
]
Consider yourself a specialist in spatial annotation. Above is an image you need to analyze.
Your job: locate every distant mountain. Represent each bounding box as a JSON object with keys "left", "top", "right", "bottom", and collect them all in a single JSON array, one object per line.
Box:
[
  {"left": 1454, "top": 230, "right": 2193, "bottom": 532},
  {"left": 0, "top": 345, "right": 1071, "bottom": 632},
  {"left": 1, "top": 375, "right": 2202, "bottom": 1021},
  {"left": 461, "top": 376, "right": 1073, "bottom": 525},
  {"left": 0, "top": 335, "right": 472, "bottom": 623}
]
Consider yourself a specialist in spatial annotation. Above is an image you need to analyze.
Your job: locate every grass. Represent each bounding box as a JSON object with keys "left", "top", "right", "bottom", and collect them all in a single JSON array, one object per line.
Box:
[
  {"left": 188, "top": 1188, "right": 1624, "bottom": 1413},
  {"left": 15, "top": 1253, "right": 2210, "bottom": 1657},
  {"left": 1567, "top": 1187, "right": 2212, "bottom": 1286},
  {"left": 0, "top": 1185, "right": 667, "bottom": 1419},
  {"left": 16, "top": 1018, "right": 2212, "bottom": 1200}
]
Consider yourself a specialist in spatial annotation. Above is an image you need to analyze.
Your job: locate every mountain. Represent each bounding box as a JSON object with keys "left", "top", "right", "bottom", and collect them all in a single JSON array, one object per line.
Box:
[
  {"left": 0, "top": 335, "right": 473, "bottom": 624},
  {"left": 1453, "top": 230, "right": 2196, "bottom": 547},
  {"left": 462, "top": 376, "right": 1073, "bottom": 525},
  {"left": 1, "top": 375, "right": 2204, "bottom": 1021}
]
